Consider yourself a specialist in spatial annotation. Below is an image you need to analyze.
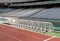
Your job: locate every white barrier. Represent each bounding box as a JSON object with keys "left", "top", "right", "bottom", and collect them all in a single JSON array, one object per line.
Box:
[{"left": 9, "top": 19, "right": 54, "bottom": 33}]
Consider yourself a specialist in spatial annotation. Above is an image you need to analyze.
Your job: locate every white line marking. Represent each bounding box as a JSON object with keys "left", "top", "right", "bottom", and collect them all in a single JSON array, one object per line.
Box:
[
  {"left": 44, "top": 36, "right": 56, "bottom": 41},
  {"left": 0, "top": 31, "right": 22, "bottom": 41}
]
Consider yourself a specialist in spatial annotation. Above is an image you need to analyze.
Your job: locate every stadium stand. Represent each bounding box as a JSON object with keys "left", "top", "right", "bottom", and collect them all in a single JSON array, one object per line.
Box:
[
  {"left": 9, "top": 1, "right": 60, "bottom": 7},
  {"left": 0, "top": 8, "right": 15, "bottom": 14},
  {"left": 0, "top": 0, "right": 36, "bottom": 3},
  {"left": 0, "top": 7, "right": 60, "bottom": 21},
  {"left": 3, "top": 8, "right": 25, "bottom": 15},
  {"left": 0, "top": 0, "right": 60, "bottom": 32},
  {"left": 31, "top": 8, "right": 60, "bottom": 20},
  {"left": 0, "top": 8, "right": 44, "bottom": 17},
  {"left": 0, "top": 0, "right": 60, "bottom": 41}
]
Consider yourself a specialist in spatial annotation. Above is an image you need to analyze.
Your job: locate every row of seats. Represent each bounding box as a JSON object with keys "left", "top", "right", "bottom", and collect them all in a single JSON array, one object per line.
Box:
[
  {"left": 31, "top": 8, "right": 60, "bottom": 20},
  {"left": 0, "top": 8, "right": 60, "bottom": 20},
  {"left": 0, "top": 8, "right": 15, "bottom": 14},
  {"left": 0, "top": 8, "right": 43, "bottom": 17}
]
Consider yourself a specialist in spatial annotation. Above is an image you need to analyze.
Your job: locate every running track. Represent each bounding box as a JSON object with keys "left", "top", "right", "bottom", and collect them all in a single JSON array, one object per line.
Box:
[{"left": 0, "top": 24, "right": 60, "bottom": 41}]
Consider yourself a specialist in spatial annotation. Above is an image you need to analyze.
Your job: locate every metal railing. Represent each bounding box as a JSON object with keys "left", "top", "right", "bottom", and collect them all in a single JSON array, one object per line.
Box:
[{"left": 10, "top": 20, "right": 54, "bottom": 33}]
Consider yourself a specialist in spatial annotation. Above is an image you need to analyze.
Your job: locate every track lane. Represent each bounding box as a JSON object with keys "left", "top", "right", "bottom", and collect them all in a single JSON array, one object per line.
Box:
[
  {"left": 0, "top": 24, "right": 51, "bottom": 41},
  {"left": 0, "top": 24, "right": 60, "bottom": 41},
  {"left": 0, "top": 24, "right": 42, "bottom": 41},
  {"left": 0, "top": 31, "right": 18, "bottom": 41}
]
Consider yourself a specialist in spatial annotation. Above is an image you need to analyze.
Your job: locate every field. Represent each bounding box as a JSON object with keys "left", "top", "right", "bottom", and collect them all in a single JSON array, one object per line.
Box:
[
  {"left": 47, "top": 32, "right": 60, "bottom": 38},
  {"left": 0, "top": 17, "right": 60, "bottom": 41},
  {"left": 0, "top": 24, "right": 60, "bottom": 41}
]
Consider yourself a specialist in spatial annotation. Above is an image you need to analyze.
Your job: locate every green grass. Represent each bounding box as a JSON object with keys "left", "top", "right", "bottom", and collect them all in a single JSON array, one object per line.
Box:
[{"left": 47, "top": 32, "right": 60, "bottom": 38}]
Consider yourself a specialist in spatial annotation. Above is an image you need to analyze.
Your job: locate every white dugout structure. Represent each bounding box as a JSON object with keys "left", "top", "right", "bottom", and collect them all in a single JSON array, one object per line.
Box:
[{"left": 12, "top": 19, "right": 54, "bottom": 33}]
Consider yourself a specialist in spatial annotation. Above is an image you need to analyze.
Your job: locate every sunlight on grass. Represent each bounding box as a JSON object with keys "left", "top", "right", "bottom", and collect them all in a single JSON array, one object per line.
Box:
[{"left": 47, "top": 32, "right": 60, "bottom": 38}]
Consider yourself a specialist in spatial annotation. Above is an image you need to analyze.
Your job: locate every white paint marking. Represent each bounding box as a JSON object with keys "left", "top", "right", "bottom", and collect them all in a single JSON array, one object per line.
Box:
[{"left": 44, "top": 36, "right": 56, "bottom": 41}]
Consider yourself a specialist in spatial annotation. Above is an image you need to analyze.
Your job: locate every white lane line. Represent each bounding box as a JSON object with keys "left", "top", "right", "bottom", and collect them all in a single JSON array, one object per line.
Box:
[
  {"left": 44, "top": 36, "right": 56, "bottom": 41},
  {"left": 0, "top": 31, "right": 22, "bottom": 41}
]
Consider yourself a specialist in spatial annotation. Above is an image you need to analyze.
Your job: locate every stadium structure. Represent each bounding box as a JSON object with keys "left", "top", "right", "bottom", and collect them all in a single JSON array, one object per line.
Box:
[{"left": 0, "top": 0, "right": 60, "bottom": 41}]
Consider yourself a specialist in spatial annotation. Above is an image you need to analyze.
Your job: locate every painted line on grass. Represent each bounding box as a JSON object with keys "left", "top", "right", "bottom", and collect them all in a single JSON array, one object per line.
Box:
[{"left": 44, "top": 36, "right": 56, "bottom": 41}]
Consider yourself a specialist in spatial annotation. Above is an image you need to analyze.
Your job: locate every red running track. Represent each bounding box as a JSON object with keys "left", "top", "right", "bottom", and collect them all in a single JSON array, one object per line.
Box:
[{"left": 0, "top": 24, "right": 60, "bottom": 41}]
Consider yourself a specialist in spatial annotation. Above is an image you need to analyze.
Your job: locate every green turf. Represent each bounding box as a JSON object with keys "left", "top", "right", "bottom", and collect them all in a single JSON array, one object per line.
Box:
[{"left": 47, "top": 32, "right": 60, "bottom": 38}]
